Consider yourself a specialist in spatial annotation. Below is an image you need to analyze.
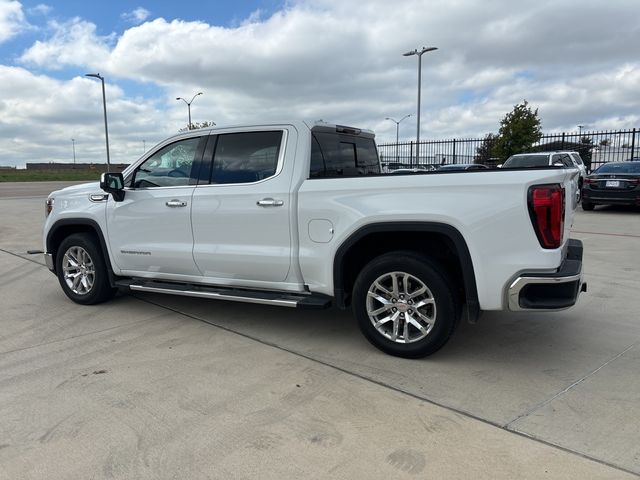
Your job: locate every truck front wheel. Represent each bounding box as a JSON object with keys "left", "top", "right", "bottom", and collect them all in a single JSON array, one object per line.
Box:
[
  {"left": 56, "top": 233, "right": 116, "bottom": 305},
  {"left": 352, "top": 251, "right": 458, "bottom": 358}
]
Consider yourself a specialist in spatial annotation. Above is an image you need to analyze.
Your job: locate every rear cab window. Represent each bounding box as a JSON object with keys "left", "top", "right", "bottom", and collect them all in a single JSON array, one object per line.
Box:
[
  {"left": 310, "top": 126, "right": 380, "bottom": 178},
  {"left": 503, "top": 154, "right": 550, "bottom": 168}
]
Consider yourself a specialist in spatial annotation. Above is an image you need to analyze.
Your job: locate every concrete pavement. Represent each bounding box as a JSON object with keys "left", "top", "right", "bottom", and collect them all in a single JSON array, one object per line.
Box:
[{"left": 0, "top": 181, "right": 638, "bottom": 479}]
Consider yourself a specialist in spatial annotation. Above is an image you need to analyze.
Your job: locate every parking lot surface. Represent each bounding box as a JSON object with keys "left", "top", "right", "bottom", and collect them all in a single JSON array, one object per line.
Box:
[{"left": 1, "top": 181, "right": 639, "bottom": 479}]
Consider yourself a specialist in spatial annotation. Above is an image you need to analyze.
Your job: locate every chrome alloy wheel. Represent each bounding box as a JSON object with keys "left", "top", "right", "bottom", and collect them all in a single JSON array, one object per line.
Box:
[
  {"left": 366, "top": 271, "right": 437, "bottom": 344},
  {"left": 62, "top": 246, "right": 95, "bottom": 295}
]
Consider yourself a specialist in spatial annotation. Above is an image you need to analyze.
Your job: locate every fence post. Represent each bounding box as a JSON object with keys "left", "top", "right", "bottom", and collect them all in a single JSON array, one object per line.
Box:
[
  {"left": 452, "top": 139, "right": 457, "bottom": 164},
  {"left": 561, "top": 132, "right": 566, "bottom": 149},
  {"left": 410, "top": 142, "right": 414, "bottom": 168},
  {"left": 631, "top": 128, "right": 636, "bottom": 160}
]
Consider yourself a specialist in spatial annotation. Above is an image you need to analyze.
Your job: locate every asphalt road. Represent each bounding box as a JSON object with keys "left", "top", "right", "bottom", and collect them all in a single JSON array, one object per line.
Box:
[
  {"left": 1, "top": 181, "right": 639, "bottom": 479},
  {"left": 0, "top": 181, "right": 90, "bottom": 199}
]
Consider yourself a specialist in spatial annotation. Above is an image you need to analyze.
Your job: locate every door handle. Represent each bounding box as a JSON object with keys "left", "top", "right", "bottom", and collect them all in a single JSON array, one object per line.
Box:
[
  {"left": 256, "top": 198, "right": 284, "bottom": 207},
  {"left": 166, "top": 199, "right": 188, "bottom": 207}
]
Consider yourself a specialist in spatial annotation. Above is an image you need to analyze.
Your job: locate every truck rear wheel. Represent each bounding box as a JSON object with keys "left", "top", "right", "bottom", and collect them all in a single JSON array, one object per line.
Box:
[
  {"left": 56, "top": 233, "right": 116, "bottom": 305},
  {"left": 352, "top": 251, "right": 457, "bottom": 358}
]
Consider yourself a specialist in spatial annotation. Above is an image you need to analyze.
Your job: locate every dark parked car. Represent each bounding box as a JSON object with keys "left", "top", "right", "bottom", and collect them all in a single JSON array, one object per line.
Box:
[
  {"left": 581, "top": 161, "right": 640, "bottom": 211},
  {"left": 437, "top": 164, "right": 489, "bottom": 171}
]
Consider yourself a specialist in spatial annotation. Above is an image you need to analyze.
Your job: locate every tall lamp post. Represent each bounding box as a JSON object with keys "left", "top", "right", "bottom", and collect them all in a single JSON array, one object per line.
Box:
[
  {"left": 578, "top": 125, "right": 584, "bottom": 136},
  {"left": 385, "top": 114, "right": 412, "bottom": 163},
  {"left": 176, "top": 92, "right": 203, "bottom": 130},
  {"left": 71, "top": 138, "right": 76, "bottom": 168},
  {"left": 85, "top": 73, "right": 111, "bottom": 172},
  {"left": 403, "top": 46, "right": 438, "bottom": 165}
]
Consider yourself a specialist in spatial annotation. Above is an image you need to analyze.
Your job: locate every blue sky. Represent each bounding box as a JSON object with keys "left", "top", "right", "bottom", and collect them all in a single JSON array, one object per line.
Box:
[
  {"left": 0, "top": 0, "right": 639, "bottom": 167},
  {"left": 0, "top": 0, "right": 285, "bottom": 98}
]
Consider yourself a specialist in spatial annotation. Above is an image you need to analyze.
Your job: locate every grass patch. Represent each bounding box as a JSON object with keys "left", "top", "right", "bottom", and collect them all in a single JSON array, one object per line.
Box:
[{"left": 0, "top": 169, "right": 103, "bottom": 182}]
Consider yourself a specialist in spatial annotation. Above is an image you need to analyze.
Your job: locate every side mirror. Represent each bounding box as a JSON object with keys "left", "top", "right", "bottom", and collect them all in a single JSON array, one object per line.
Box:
[{"left": 100, "top": 172, "right": 125, "bottom": 202}]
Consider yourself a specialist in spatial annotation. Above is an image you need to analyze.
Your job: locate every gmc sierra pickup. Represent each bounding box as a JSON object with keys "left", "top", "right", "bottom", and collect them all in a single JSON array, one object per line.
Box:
[{"left": 43, "top": 121, "right": 586, "bottom": 358}]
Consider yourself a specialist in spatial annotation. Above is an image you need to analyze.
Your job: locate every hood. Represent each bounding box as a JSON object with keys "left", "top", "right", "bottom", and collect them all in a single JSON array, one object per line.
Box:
[{"left": 48, "top": 181, "right": 101, "bottom": 198}]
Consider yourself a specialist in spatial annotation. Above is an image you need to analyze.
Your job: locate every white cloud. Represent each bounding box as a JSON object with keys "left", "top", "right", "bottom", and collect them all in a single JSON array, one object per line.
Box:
[
  {"left": 0, "top": 66, "right": 172, "bottom": 167},
  {"left": 121, "top": 7, "right": 150, "bottom": 24},
  {"left": 27, "top": 3, "right": 52, "bottom": 16},
  {"left": 0, "top": 0, "right": 27, "bottom": 44},
  {"left": 1, "top": 0, "right": 640, "bottom": 167},
  {"left": 20, "top": 17, "right": 112, "bottom": 69}
]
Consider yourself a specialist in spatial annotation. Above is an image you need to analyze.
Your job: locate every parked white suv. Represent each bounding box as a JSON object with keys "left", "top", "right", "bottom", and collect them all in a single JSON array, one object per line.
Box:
[{"left": 503, "top": 151, "right": 587, "bottom": 189}]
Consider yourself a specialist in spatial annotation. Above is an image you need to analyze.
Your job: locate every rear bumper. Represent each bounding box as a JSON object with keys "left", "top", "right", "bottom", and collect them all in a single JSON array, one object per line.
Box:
[
  {"left": 582, "top": 188, "right": 640, "bottom": 205},
  {"left": 507, "top": 239, "right": 586, "bottom": 311}
]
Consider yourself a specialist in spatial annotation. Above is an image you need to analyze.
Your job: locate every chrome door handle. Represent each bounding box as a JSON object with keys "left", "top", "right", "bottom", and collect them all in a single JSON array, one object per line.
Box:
[
  {"left": 166, "top": 199, "right": 188, "bottom": 207},
  {"left": 257, "top": 198, "right": 284, "bottom": 207}
]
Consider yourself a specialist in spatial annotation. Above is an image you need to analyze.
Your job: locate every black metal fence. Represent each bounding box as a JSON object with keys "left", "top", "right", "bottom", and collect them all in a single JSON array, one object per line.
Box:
[{"left": 378, "top": 128, "right": 638, "bottom": 172}]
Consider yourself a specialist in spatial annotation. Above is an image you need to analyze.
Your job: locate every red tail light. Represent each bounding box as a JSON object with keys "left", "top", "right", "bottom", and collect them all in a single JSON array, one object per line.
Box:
[
  {"left": 528, "top": 184, "right": 565, "bottom": 249},
  {"left": 583, "top": 178, "right": 594, "bottom": 185}
]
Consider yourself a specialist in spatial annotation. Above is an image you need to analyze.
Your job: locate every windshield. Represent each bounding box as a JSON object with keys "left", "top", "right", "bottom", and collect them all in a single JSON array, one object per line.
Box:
[
  {"left": 594, "top": 162, "right": 640, "bottom": 174},
  {"left": 503, "top": 155, "right": 550, "bottom": 168}
]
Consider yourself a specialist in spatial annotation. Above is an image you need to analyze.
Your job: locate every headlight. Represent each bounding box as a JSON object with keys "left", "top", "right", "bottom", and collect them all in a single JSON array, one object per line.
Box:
[{"left": 45, "top": 198, "right": 54, "bottom": 217}]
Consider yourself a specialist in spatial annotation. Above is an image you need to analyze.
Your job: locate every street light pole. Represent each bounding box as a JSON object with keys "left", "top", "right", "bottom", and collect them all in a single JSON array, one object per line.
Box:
[
  {"left": 71, "top": 138, "right": 76, "bottom": 168},
  {"left": 385, "top": 114, "right": 412, "bottom": 163},
  {"left": 85, "top": 73, "right": 111, "bottom": 172},
  {"left": 578, "top": 125, "right": 584, "bottom": 137},
  {"left": 176, "top": 92, "right": 203, "bottom": 130},
  {"left": 403, "top": 46, "right": 438, "bottom": 165}
]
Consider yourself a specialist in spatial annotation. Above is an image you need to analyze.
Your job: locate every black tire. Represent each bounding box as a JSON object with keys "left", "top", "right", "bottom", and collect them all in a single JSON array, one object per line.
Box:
[
  {"left": 56, "top": 233, "right": 116, "bottom": 305},
  {"left": 352, "top": 251, "right": 458, "bottom": 358},
  {"left": 581, "top": 201, "right": 595, "bottom": 211}
]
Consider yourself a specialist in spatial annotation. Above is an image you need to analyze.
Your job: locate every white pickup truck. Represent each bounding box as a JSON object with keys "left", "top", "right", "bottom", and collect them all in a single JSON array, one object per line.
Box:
[{"left": 43, "top": 121, "right": 586, "bottom": 358}]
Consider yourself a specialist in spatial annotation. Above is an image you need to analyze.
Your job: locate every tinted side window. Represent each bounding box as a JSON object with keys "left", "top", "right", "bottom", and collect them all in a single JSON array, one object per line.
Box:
[
  {"left": 211, "top": 131, "right": 283, "bottom": 184},
  {"left": 310, "top": 132, "right": 380, "bottom": 178},
  {"left": 132, "top": 137, "right": 201, "bottom": 188},
  {"left": 561, "top": 154, "right": 574, "bottom": 167},
  {"left": 355, "top": 138, "right": 380, "bottom": 172}
]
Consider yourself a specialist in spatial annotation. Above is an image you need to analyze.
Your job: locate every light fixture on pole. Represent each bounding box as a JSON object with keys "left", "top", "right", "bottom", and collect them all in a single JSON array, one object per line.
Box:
[
  {"left": 85, "top": 73, "right": 111, "bottom": 172},
  {"left": 176, "top": 92, "right": 203, "bottom": 130},
  {"left": 403, "top": 46, "right": 438, "bottom": 165},
  {"left": 385, "top": 114, "right": 412, "bottom": 163}
]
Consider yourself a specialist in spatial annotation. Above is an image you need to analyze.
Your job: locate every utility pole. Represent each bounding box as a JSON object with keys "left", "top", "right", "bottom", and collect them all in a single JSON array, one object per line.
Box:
[
  {"left": 403, "top": 46, "right": 438, "bottom": 165},
  {"left": 85, "top": 73, "right": 111, "bottom": 172}
]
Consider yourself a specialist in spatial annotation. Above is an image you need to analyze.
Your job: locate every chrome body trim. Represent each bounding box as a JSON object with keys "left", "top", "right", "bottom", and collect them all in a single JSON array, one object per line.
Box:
[
  {"left": 507, "top": 273, "right": 583, "bottom": 311},
  {"left": 129, "top": 284, "right": 299, "bottom": 307}
]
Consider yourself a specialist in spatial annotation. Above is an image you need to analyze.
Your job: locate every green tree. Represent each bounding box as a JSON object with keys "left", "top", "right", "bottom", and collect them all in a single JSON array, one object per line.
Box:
[
  {"left": 179, "top": 121, "right": 216, "bottom": 132},
  {"left": 579, "top": 136, "right": 594, "bottom": 173},
  {"left": 492, "top": 100, "right": 542, "bottom": 160},
  {"left": 475, "top": 133, "right": 497, "bottom": 164}
]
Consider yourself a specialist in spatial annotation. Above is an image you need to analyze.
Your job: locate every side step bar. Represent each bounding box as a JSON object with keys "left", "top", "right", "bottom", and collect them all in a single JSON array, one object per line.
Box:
[{"left": 116, "top": 279, "right": 332, "bottom": 310}]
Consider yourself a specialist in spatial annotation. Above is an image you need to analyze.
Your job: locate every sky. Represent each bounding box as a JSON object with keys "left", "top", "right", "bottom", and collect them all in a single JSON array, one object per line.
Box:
[{"left": 0, "top": 0, "right": 639, "bottom": 167}]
